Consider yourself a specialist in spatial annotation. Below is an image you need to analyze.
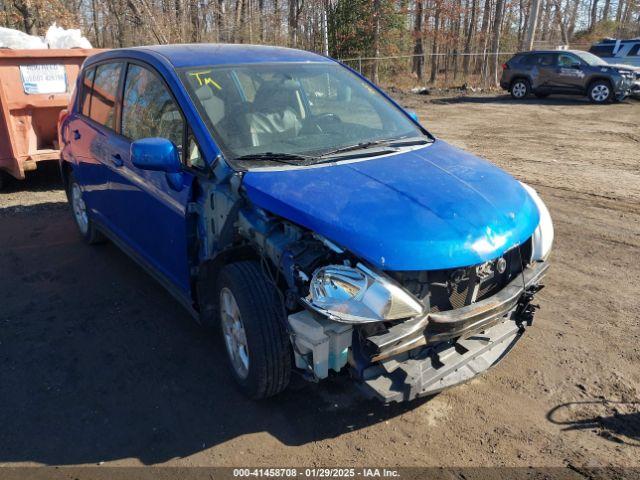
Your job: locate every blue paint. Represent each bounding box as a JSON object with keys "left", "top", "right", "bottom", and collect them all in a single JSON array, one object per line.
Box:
[
  {"left": 243, "top": 140, "right": 540, "bottom": 271},
  {"left": 131, "top": 137, "right": 181, "bottom": 173}
]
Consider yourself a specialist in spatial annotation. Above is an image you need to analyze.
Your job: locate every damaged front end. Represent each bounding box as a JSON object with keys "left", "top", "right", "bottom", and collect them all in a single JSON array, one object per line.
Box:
[
  {"left": 229, "top": 149, "right": 554, "bottom": 403},
  {"left": 285, "top": 240, "right": 548, "bottom": 403}
]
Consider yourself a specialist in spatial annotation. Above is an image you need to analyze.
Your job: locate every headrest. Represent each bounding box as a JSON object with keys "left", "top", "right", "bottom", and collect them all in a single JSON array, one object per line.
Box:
[{"left": 195, "top": 84, "right": 214, "bottom": 101}]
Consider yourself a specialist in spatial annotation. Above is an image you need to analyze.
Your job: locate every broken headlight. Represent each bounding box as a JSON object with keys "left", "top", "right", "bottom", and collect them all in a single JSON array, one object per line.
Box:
[
  {"left": 521, "top": 182, "right": 554, "bottom": 261},
  {"left": 307, "top": 264, "right": 424, "bottom": 324}
]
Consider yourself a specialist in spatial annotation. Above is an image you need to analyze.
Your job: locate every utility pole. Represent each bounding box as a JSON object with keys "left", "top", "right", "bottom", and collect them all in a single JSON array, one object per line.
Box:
[
  {"left": 322, "top": 3, "right": 329, "bottom": 56},
  {"left": 524, "top": 0, "right": 541, "bottom": 50}
]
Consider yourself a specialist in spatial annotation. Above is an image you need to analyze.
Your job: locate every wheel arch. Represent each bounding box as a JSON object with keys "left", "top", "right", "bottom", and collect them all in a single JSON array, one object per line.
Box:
[
  {"left": 510, "top": 76, "right": 532, "bottom": 89},
  {"left": 59, "top": 160, "right": 74, "bottom": 195},
  {"left": 195, "top": 244, "right": 262, "bottom": 327},
  {"left": 587, "top": 76, "right": 614, "bottom": 91}
]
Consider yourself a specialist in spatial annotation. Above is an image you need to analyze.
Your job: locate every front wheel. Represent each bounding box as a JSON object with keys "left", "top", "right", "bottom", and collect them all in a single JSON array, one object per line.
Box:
[
  {"left": 216, "top": 261, "right": 292, "bottom": 399},
  {"left": 588, "top": 80, "right": 612, "bottom": 103},
  {"left": 510, "top": 79, "right": 530, "bottom": 99}
]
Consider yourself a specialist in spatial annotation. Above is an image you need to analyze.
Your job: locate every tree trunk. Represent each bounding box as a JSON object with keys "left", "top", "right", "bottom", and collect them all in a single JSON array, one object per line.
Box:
[
  {"left": 12, "top": 0, "right": 37, "bottom": 35},
  {"left": 479, "top": 0, "right": 492, "bottom": 80},
  {"left": 602, "top": 0, "right": 611, "bottom": 20},
  {"left": 615, "top": 0, "right": 624, "bottom": 23},
  {"left": 235, "top": 0, "right": 244, "bottom": 42},
  {"left": 273, "top": 0, "right": 280, "bottom": 42},
  {"left": 553, "top": 0, "right": 568, "bottom": 45},
  {"left": 589, "top": 0, "right": 599, "bottom": 30},
  {"left": 412, "top": 0, "right": 425, "bottom": 80},
  {"left": 429, "top": 1, "right": 442, "bottom": 84},
  {"left": 372, "top": 0, "right": 381, "bottom": 83},
  {"left": 567, "top": 0, "right": 580, "bottom": 37},
  {"left": 489, "top": 0, "right": 505, "bottom": 86},
  {"left": 462, "top": 0, "right": 477, "bottom": 76},
  {"left": 288, "top": 0, "right": 297, "bottom": 47}
]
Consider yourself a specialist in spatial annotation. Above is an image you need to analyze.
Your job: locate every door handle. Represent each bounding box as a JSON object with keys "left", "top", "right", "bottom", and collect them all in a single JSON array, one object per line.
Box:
[
  {"left": 111, "top": 153, "right": 124, "bottom": 167},
  {"left": 73, "top": 129, "right": 81, "bottom": 140}
]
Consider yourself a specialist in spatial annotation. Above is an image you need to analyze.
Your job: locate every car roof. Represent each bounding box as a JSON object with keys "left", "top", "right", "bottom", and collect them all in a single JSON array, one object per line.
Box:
[
  {"left": 98, "top": 43, "right": 334, "bottom": 68},
  {"left": 593, "top": 38, "right": 640, "bottom": 44},
  {"left": 522, "top": 50, "right": 586, "bottom": 55}
]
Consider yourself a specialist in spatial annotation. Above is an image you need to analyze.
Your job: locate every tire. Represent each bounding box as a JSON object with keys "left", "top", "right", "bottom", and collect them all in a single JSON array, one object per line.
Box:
[
  {"left": 534, "top": 92, "right": 549, "bottom": 99},
  {"left": 67, "top": 173, "right": 104, "bottom": 245},
  {"left": 510, "top": 79, "right": 530, "bottom": 99},
  {"left": 588, "top": 80, "right": 612, "bottom": 103},
  {"left": 216, "top": 261, "right": 292, "bottom": 399},
  {"left": 0, "top": 170, "right": 7, "bottom": 191}
]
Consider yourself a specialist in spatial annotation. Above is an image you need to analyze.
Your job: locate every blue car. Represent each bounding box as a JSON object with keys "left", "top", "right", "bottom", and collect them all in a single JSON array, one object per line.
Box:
[{"left": 58, "top": 44, "right": 553, "bottom": 403}]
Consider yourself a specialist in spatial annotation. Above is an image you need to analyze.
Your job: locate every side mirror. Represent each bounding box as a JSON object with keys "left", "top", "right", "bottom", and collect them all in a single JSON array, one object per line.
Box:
[
  {"left": 131, "top": 137, "right": 183, "bottom": 190},
  {"left": 407, "top": 110, "right": 419, "bottom": 123},
  {"left": 131, "top": 137, "right": 181, "bottom": 173}
]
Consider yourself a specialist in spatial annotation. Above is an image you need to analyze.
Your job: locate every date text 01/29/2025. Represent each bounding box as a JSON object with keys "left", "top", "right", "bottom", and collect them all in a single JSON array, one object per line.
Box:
[{"left": 232, "top": 468, "right": 401, "bottom": 478}]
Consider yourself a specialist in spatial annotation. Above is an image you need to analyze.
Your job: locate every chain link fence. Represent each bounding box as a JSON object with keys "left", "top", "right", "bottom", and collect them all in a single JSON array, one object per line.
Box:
[{"left": 338, "top": 52, "right": 521, "bottom": 89}]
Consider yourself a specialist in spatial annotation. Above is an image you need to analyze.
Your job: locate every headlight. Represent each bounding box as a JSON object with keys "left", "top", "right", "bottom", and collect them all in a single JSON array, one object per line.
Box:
[
  {"left": 306, "top": 264, "right": 424, "bottom": 324},
  {"left": 521, "top": 182, "right": 554, "bottom": 261}
]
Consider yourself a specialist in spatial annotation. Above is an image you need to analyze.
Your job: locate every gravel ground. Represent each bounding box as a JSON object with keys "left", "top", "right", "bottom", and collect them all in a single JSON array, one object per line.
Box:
[{"left": 0, "top": 93, "right": 638, "bottom": 469}]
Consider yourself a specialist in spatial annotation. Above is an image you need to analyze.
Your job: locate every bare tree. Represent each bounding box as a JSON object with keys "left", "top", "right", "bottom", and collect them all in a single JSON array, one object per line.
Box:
[{"left": 412, "top": 0, "right": 425, "bottom": 79}]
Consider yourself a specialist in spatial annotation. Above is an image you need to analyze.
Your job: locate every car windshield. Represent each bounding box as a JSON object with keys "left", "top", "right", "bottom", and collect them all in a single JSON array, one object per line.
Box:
[
  {"left": 573, "top": 51, "right": 608, "bottom": 66},
  {"left": 180, "top": 62, "right": 429, "bottom": 168}
]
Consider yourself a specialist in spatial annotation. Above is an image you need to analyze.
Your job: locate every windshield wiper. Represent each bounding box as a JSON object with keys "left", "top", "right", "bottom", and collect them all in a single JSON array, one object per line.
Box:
[
  {"left": 317, "top": 136, "right": 431, "bottom": 159},
  {"left": 233, "top": 152, "right": 314, "bottom": 165}
]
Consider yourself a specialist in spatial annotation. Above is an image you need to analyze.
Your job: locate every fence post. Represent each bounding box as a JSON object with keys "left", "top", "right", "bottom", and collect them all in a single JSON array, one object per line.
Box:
[{"left": 358, "top": 57, "right": 362, "bottom": 73}]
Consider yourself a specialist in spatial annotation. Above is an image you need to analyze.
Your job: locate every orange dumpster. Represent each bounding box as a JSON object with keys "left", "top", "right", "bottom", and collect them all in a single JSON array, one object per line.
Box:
[{"left": 0, "top": 49, "right": 100, "bottom": 187}]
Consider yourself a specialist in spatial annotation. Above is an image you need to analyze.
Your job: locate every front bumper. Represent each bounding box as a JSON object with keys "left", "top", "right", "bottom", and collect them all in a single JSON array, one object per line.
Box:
[
  {"left": 358, "top": 318, "right": 526, "bottom": 402},
  {"left": 357, "top": 261, "right": 548, "bottom": 402}
]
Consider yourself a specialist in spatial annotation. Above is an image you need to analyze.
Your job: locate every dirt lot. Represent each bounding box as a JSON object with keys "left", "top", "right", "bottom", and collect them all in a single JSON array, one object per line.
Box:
[{"left": 1, "top": 93, "right": 638, "bottom": 469}]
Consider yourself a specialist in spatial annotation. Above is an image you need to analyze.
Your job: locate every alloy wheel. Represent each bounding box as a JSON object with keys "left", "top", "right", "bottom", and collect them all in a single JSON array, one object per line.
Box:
[
  {"left": 591, "top": 84, "right": 610, "bottom": 102},
  {"left": 71, "top": 183, "right": 89, "bottom": 235},
  {"left": 220, "top": 287, "right": 250, "bottom": 379},
  {"left": 512, "top": 82, "right": 527, "bottom": 98}
]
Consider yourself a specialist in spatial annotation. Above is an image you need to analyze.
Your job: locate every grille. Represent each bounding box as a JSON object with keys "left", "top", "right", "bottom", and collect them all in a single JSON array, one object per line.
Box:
[{"left": 389, "top": 237, "right": 532, "bottom": 313}]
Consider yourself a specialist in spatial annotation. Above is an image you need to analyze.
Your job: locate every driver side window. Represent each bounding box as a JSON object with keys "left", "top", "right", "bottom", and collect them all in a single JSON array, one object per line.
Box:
[
  {"left": 558, "top": 53, "right": 579, "bottom": 68},
  {"left": 121, "top": 64, "right": 185, "bottom": 152}
]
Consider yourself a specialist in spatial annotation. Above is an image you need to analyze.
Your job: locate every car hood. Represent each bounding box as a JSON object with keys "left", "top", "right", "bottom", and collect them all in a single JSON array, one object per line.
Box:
[
  {"left": 242, "top": 140, "right": 540, "bottom": 271},
  {"left": 606, "top": 63, "right": 640, "bottom": 72}
]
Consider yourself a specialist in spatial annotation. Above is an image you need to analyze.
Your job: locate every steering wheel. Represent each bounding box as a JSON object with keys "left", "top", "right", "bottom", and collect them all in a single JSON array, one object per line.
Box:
[{"left": 309, "top": 113, "right": 343, "bottom": 133}]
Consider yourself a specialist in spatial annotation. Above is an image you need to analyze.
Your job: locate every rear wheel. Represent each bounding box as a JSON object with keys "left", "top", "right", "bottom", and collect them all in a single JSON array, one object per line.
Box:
[
  {"left": 588, "top": 80, "right": 612, "bottom": 103},
  {"left": 68, "top": 173, "right": 104, "bottom": 245},
  {"left": 510, "top": 79, "right": 530, "bottom": 99},
  {"left": 216, "top": 261, "right": 292, "bottom": 399}
]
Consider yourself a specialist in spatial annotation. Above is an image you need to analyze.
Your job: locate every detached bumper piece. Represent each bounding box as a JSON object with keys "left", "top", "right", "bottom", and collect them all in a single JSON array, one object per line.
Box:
[{"left": 358, "top": 319, "right": 524, "bottom": 403}]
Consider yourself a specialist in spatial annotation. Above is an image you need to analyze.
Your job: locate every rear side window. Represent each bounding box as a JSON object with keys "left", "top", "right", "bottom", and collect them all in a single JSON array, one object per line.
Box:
[
  {"left": 80, "top": 67, "right": 95, "bottom": 116},
  {"left": 88, "top": 62, "right": 123, "bottom": 130},
  {"left": 629, "top": 43, "right": 640, "bottom": 56},
  {"left": 589, "top": 44, "right": 615, "bottom": 57},
  {"left": 121, "top": 64, "right": 185, "bottom": 150}
]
